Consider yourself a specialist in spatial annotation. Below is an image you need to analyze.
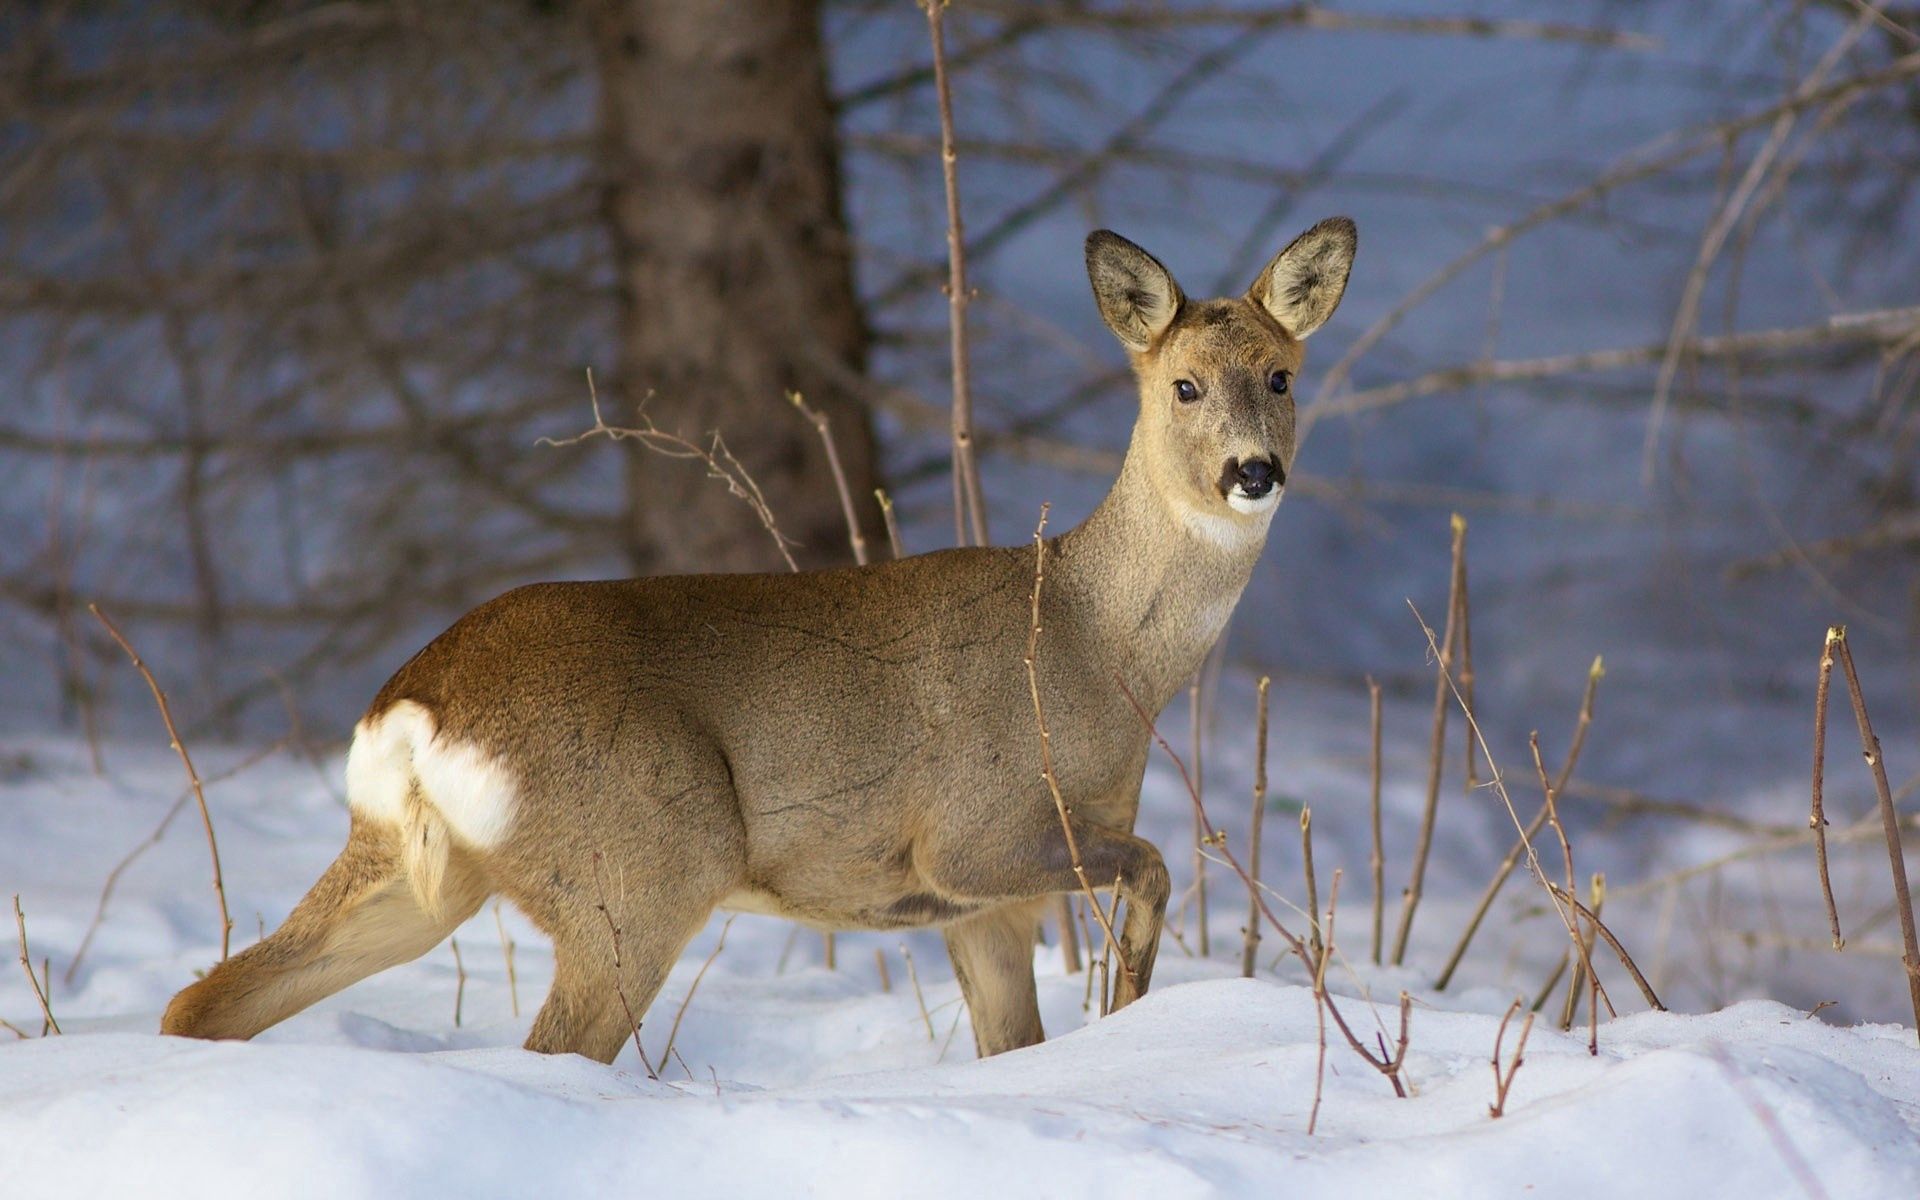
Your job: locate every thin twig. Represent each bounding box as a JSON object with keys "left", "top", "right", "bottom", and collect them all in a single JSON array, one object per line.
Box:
[
  {"left": 1116, "top": 677, "right": 1410, "bottom": 1097},
  {"left": 1459, "top": 532, "right": 1477, "bottom": 792},
  {"left": 1829, "top": 628, "right": 1920, "bottom": 1038},
  {"left": 90, "top": 602, "right": 230, "bottom": 960},
  {"left": 493, "top": 900, "right": 520, "bottom": 1018},
  {"left": 13, "top": 896, "right": 59, "bottom": 1036},
  {"left": 971, "top": 2, "right": 1658, "bottom": 49},
  {"left": 1435, "top": 655, "right": 1604, "bottom": 990},
  {"left": 1392, "top": 513, "right": 1466, "bottom": 964},
  {"left": 1191, "top": 677, "right": 1210, "bottom": 958},
  {"left": 875, "top": 947, "right": 892, "bottom": 993},
  {"left": 1025, "top": 504, "right": 1126, "bottom": 992},
  {"left": 1301, "top": 807, "right": 1322, "bottom": 969},
  {"left": 789, "top": 391, "right": 869, "bottom": 566},
  {"left": 1304, "top": 53, "right": 1920, "bottom": 444},
  {"left": 69, "top": 736, "right": 287, "bottom": 986},
  {"left": 1489, "top": 999, "right": 1535, "bottom": 1118},
  {"left": 1811, "top": 627, "right": 1846, "bottom": 949},
  {"left": 589, "top": 850, "right": 657, "bottom": 1079},
  {"left": 1408, "top": 604, "right": 1624, "bottom": 1017},
  {"left": 1642, "top": 10, "right": 1874, "bottom": 484},
  {"left": 923, "top": 0, "right": 988, "bottom": 547},
  {"left": 1368, "top": 676, "right": 1384, "bottom": 965},
  {"left": 1307, "top": 869, "right": 1341, "bottom": 1135},
  {"left": 876, "top": 488, "right": 906, "bottom": 559},
  {"left": 449, "top": 936, "right": 466, "bottom": 1029},
  {"left": 1559, "top": 876, "right": 1605, "bottom": 1032},
  {"left": 542, "top": 370, "right": 799, "bottom": 572},
  {"left": 1544, "top": 883, "right": 1663, "bottom": 1013},
  {"left": 1099, "top": 873, "right": 1121, "bottom": 1017},
  {"left": 1529, "top": 734, "right": 1618, "bottom": 1025},
  {"left": 902, "top": 943, "right": 936, "bottom": 1041},
  {"left": 1241, "top": 675, "right": 1271, "bottom": 978},
  {"left": 660, "top": 915, "right": 734, "bottom": 1071},
  {"left": 67, "top": 792, "right": 190, "bottom": 986}
]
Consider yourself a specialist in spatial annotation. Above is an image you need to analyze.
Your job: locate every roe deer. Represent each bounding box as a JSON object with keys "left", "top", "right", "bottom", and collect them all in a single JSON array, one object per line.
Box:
[{"left": 160, "top": 217, "right": 1356, "bottom": 1061}]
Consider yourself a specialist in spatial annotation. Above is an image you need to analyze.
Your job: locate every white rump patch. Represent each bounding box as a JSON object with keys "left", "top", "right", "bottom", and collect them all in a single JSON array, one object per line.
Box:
[{"left": 345, "top": 700, "right": 518, "bottom": 850}]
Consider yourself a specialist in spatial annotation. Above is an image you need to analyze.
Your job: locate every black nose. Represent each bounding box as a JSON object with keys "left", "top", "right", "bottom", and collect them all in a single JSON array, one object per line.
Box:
[{"left": 1231, "top": 457, "right": 1283, "bottom": 498}]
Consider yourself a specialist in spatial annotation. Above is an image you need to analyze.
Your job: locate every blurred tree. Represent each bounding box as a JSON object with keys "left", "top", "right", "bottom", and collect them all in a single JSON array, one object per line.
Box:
[
  {"left": 0, "top": 0, "right": 882, "bottom": 725},
  {"left": 588, "top": 0, "right": 880, "bottom": 574}
]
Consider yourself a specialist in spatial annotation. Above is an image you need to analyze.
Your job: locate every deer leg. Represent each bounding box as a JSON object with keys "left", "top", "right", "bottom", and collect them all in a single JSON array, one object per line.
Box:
[
  {"left": 162, "top": 817, "right": 490, "bottom": 1042},
  {"left": 520, "top": 887, "right": 717, "bottom": 1065},
  {"left": 943, "top": 899, "right": 1047, "bottom": 1056},
  {"left": 922, "top": 820, "right": 1170, "bottom": 1025}
]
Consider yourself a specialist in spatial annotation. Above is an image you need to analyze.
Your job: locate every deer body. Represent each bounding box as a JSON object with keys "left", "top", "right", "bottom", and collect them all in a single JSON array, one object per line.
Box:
[{"left": 161, "top": 218, "right": 1355, "bottom": 1062}]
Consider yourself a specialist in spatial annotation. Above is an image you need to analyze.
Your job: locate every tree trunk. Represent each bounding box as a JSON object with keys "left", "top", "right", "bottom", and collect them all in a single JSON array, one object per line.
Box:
[{"left": 588, "top": 0, "right": 883, "bottom": 574}]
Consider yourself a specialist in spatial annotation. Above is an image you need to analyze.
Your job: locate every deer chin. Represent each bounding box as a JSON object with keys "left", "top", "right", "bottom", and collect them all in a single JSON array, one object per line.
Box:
[{"left": 1226, "top": 486, "right": 1282, "bottom": 515}]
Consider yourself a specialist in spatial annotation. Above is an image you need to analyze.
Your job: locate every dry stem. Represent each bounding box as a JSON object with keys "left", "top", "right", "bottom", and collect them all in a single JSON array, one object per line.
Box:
[
  {"left": 449, "top": 936, "right": 466, "bottom": 1029},
  {"left": 1811, "top": 627, "right": 1846, "bottom": 949},
  {"left": 89, "top": 602, "right": 230, "bottom": 960},
  {"left": 1241, "top": 675, "right": 1271, "bottom": 978},
  {"left": 68, "top": 792, "right": 190, "bottom": 986},
  {"left": 1368, "top": 676, "right": 1384, "bottom": 965},
  {"left": 1643, "top": 11, "right": 1874, "bottom": 484},
  {"left": 493, "top": 900, "right": 519, "bottom": 1018},
  {"left": 541, "top": 370, "right": 799, "bottom": 572},
  {"left": 1116, "top": 678, "right": 1411, "bottom": 1098},
  {"left": 589, "top": 850, "right": 657, "bottom": 1078},
  {"left": 1025, "top": 504, "right": 1126, "bottom": 995},
  {"left": 1191, "top": 677, "right": 1210, "bottom": 958},
  {"left": 1829, "top": 627, "right": 1920, "bottom": 1037},
  {"left": 1301, "top": 808, "right": 1323, "bottom": 969},
  {"left": 876, "top": 488, "right": 906, "bottom": 559},
  {"left": 1489, "top": 999, "right": 1535, "bottom": 1118},
  {"left": 789, "top": 391, "right": 869, "bottom": 566},
  {"left": 923, "top": 0, "right": 988, "bottom": 547},
  {"left": 660, "top": 915, "right": 734, "bottom": 1072},
  {"left": 1409, "top": 604, "right": 1653, "bottom": 1024},
  {"left": 1392, "top": 513, "right": 1466, "bottom": 964},
  {"left": 13, "top": 896, "right": 59, "bottom": 1036},
  {"left": 902, "top": 943, "right": 936, "bottom": 1040},
  {"left": 1308, "top": 869, "right": 1341, "bottom": 1135},
  {"left": 875, "top": 947, "right": 893, "bottom": 993},
  {"left": 1545, "top": 882, "right": 1663, "bottom": 1013},
  {"left": 1459, "top": 533, "right": 1478, "bottom": 792},
  {"left": 1558, "top": 876, "right": 1605, "bottom": 1032},
  {"left": 1435, "top": 655, "right": 1603, "bottom": 990}
]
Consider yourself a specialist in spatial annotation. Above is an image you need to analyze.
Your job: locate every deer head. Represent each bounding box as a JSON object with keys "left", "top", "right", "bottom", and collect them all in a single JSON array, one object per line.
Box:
[{"left": 1086, "top": 217, "right": 1356, "bottom": 540}]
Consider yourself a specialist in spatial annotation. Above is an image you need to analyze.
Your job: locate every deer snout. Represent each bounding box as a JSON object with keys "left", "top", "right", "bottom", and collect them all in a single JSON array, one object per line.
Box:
[{"left": 1223, "top": 455, "right": 1284, "bottom": 500}]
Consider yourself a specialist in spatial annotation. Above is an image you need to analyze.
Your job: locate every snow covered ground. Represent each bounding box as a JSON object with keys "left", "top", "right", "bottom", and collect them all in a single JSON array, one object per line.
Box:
[{"left": 4, "top": 691, "right": 1918, "bottom": 1199}]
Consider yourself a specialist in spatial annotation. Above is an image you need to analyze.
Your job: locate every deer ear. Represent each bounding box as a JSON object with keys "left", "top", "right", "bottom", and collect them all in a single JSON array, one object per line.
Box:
[
  {"left": 1248, "top": 217, "right": 1356, "bottom": 340},
  {"left": 1086, "top": 230, "right": 1184, "bottom": 352}
]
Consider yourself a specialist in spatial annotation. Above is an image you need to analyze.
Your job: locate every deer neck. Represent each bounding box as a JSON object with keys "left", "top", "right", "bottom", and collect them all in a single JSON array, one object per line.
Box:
[{"left": 1054, "top": 424, "right": 1274, "bottom": 714}]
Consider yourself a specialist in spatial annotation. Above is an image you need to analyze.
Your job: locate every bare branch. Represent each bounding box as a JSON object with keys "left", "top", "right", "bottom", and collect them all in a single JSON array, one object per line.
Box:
[
  {"left": 923, "top": 0, "right": 990, "bottom": 548},
  {"left": 89, "top": 602, "right": 231, "bottom": 961}
]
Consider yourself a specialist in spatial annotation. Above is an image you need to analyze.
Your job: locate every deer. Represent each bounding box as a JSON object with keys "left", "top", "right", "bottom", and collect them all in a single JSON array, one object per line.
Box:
[{"left": 159, "top": 217, "right": 1356, "bottom": 1062}]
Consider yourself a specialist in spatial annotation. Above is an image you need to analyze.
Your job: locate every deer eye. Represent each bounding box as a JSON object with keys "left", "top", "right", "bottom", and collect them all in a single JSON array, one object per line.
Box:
[
  {"left": 1174, "top": 379, "right": 1199, "bottom": 404},
  {"left": 1268, "top": 369, "right": 1291, "bottom": 394}
]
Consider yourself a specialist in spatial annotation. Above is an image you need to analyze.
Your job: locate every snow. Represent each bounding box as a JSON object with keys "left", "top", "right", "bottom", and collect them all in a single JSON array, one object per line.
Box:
[{"left": 5, "top": 727, "right": 1919, "bottom": 1199}]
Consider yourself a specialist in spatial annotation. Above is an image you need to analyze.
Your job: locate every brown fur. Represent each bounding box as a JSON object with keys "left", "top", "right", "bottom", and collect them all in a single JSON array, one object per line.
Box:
[{"left": 160, "top": 218, "right": 1356, "bottom": 1060}]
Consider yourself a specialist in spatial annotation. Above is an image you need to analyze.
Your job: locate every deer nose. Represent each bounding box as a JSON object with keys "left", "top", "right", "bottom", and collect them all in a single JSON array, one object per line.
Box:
[{"left": 1230, "top": 456, "right": 1283, "bottom": 498}]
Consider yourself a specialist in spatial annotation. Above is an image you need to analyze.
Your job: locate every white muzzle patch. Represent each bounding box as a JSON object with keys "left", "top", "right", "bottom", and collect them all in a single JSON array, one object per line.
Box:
[{"left": 1226, "top": 486, "right": 1283, "bottom": 515}]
